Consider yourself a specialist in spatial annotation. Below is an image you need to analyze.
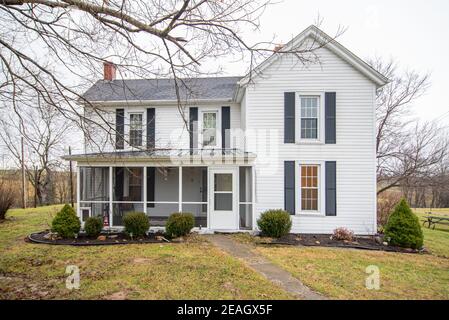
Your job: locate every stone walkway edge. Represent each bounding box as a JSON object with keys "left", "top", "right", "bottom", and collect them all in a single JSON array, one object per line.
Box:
[{"left": 206, "top": 234, "right": 326, "bottom": 300}]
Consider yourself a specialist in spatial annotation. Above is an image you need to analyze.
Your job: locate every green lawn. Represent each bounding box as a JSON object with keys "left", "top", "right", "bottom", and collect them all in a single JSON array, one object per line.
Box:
[
  {"left": 2, "top": 206, "right": 448, "bottom": 300},
  {"left": 235, "top": 209, "right": 449, "bottom": 300},
  {"left": 0, "top": 206, "right": 292, "bottom": 300}
]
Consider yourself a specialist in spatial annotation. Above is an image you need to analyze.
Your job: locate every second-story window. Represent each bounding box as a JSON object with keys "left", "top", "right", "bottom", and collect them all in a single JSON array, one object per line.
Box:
[
  {"left": 129, "top": 113, "right": 143, "bottom": 147},
  {"left": 299, "top": 96, "right": 319, "bottom": 139},
  {"left": 202, "top": 111, "right": 217, "bottom": 147}
]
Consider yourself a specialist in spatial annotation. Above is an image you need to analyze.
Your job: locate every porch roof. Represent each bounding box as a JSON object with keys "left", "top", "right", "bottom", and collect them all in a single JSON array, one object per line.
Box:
[{"left": 63, "top": 148, "right": 256, "bottom": 163}]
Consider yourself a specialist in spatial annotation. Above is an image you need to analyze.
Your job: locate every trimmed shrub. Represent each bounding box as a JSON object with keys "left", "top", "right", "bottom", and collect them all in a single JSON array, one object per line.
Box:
[
  {"left": 384, "top": 199, "right": 424, "bottom": 249},
  {"left": 332, "top": 227, "right": 355, "bottom": 241},
  {"left": 84, "top": 216, "right": 103, "bottom": 238},
  {"left": 51, "top": 204, "right": 81, "bottom": 239},
  {"left": 123, "top": 212, "right": 149, "bottom": 237},
  {"left": 257, "top": 209, "right": 292, "bottom": 238},
  {"left": 165, "top": 212, "right": 195, "bottom": 238}
]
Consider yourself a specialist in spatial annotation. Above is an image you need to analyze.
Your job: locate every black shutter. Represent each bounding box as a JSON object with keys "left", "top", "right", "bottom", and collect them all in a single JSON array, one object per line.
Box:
[
  {"left": 146, "top": 167, "right": 155, "bottom": 208},
  {"left": 325, "top": 92, "right": 336, "bottom": 144},
  {"left": 284, "top": 92, "right": 295, "bottom": 143},
  {"left": 146, "top": 108, "right": 155, "bottom": 149},
  {"left": 325, "top": 161, "right": 337, "bottom": 216},
  {"left": 115, "top": 109, "right": 124, "bottom": 149},
  {"left": 221, "top": 106, "right": 230, "bottom": 149},
  {"left": 284, "top": 161, "right": 295, "bottom": 215},
  {"left": 189, "top": 107, "right": 198, "bottom": 152}
]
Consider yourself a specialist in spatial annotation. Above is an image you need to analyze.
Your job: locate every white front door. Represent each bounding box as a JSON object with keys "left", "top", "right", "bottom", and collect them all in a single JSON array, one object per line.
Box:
[{"left": 209, "top": 168, "right": 238, "bottom": 230}]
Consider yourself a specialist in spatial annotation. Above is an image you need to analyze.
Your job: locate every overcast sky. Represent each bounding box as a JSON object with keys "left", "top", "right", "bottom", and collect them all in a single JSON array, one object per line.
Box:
[
  {"left": 226, "top": 0, "right": 449, "bottom": 125},
  {"left": 1, "top": 0, "right": 448, "bottom": 164}
]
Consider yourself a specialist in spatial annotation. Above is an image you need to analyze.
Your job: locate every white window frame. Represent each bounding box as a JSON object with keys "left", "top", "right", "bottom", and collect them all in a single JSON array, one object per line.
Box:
[
  {"left": 296, "top": 92, "right": 325, "bottom": 144},
  {"left": 127, "top": 110, "right": 144, "bottom": 148},
  {"left": 295, "top": 160, "right": 326, "bottom": 216},
  {"left": 80, "top": 206, "right": 92, "bottom": 222},
  {"left": 199, "top": 109, "right": 221, "bottom": 149}
]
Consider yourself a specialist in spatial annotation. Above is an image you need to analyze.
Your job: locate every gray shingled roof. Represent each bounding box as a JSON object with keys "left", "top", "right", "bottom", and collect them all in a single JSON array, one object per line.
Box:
[{"left": 83, "top": 76, "right": 242, "bottom": 102}]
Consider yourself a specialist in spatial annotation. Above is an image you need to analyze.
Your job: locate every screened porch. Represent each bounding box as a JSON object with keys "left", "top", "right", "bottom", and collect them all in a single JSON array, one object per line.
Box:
[{"left": 77, "top": 165, "right": 253, "bottom": 230}]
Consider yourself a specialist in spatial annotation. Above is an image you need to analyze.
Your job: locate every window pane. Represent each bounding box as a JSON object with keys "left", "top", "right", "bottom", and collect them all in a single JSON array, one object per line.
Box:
[
  {"left": 203, "top": 112, "right": 216, "bottom": 128},
  {"left": 203, "top": 128, "right": 216, "bottom": 146},
  {"left": 202, "top": 112, "right": 217, "bottom": 146},
  {"left": 300, "top": 96, "right": 319, "bottom": 139},
  {"left": 130, "top": 129, "right": 142, "bottom": 146},
  {"left": 215, "top": 174, "right": 232, "bottom": 191},
  {"left": 300, "top": 165, "right": 319, "bottom": 211},
  {"left": 129, "top": 114, "right": 143, "bottom": 147},
  {"left": 301, "top": 119, "right": 317, "bottom": 139},
  {"left": 214, "top": 193, "right": 232, "bottom": 211}
]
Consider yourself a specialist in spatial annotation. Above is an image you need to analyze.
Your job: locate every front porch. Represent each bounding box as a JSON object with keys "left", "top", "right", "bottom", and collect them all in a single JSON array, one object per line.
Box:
[{"left": 73, "top": 150, "right": 255, "bottom": 231}]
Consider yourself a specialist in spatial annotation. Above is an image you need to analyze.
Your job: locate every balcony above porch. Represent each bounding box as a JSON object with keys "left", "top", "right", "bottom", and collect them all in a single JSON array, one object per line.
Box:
[{"left": 63, "top": 148, "right": 256, "bottom": 165}]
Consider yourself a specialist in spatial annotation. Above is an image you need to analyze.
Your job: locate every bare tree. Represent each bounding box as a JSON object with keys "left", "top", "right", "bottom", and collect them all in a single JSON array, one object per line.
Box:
[
  {"left": 0, "top": 0, "right": 344, "bottom": 153},
  {"left": 377, "top": 120, "right": 448, "bottom": 195},
  {"left": 402, "top": 156, "right": 449, "bottom": 208},
  {"left": 0, "top": 102, "right": 73, "bottom": 205},
  {"left": 370, "top": 57, "right": 448, "bottom": 195}
]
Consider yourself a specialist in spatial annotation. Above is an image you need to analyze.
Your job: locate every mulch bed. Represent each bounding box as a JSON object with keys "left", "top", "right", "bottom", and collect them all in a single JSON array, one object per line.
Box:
[
  {"left": 27, "top": 230, "right": 169, "bottom": 246},
  {"left": 265, "top": 234, "right": 428, "bottom": 254}
]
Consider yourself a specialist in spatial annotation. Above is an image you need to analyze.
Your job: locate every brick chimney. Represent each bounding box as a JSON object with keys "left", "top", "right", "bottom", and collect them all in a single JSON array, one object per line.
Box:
[
  {"left": 103, "top": 61, "right": 116, "bottom": 81},
  {"left": 274, "top": 43, "right": 284, "bottom": 52}
]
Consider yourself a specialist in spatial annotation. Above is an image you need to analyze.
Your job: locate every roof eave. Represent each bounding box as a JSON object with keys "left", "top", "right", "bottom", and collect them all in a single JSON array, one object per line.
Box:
[
  {"left": 63, "top": 154, "right": 257, "bottom": 163},
  {"left": 80, "top": 97, "right": 236, "bottom": 107}
]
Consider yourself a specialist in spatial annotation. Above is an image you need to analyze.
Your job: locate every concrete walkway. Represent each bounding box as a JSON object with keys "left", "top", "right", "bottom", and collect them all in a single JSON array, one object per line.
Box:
[{"left": 206, "top": 234, "right": 326, "bottom": 300}]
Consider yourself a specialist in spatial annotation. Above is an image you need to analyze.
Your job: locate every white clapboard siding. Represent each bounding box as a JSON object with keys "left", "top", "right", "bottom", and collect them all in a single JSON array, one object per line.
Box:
[
  {"left": 245, "top": 45, "right": 377, "bottom": 235},
  {"left": 84, "top": 104, "right": 242, "bottom": 151},
  {"left": 84, "top": 106, "right": 116, "bottom": 153}
]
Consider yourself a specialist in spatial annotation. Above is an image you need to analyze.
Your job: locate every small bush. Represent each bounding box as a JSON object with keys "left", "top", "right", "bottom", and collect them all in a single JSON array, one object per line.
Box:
[
  {"left": 51, "top": 204, "right": 81, "bottom": 238},
  {"left": 123, "top": 212, "right": 149, "bottom": 237},
  {"left": 165, "top": 212, "right": 195, "bottom": 238},
  {"left": 84, "top": 216, "right": 103, "bottom": 238},
  {"left": 0, "top": 180, "right": 15, "bottom": 220},
  {"left": 257, "top": 209, "right": 292, "bottom": 238},
  {"left": 332, "top": 227, "right": 355, "bottom": 241},
  {"left": 384, "top": 198, "right": 424, "bottom": 249}
]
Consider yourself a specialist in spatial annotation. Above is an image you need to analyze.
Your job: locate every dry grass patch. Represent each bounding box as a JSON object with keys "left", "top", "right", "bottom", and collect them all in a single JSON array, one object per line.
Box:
[
  {"left": 257, "top": 246, "right": 449, "bottom": 300},
  {"left": 0, "top": 206, "right": 293, "bottom": 300}
]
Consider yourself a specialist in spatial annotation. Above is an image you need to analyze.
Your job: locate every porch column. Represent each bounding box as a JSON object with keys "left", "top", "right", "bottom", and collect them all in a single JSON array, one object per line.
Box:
[
  {"left": 143, "top": 166, "right": 147, "bottom": 214},
  {"left": 109, "top": 166, "right": 113, "bottom": 227},
  {"left": 251, "top": 166, "right": 256, "bottom": 230},
  {"left": 178, "top": 166, "right": 182, "bottom": 212},
  {"left": 76, "top": 165, "right": 80, "bottom": 218}
]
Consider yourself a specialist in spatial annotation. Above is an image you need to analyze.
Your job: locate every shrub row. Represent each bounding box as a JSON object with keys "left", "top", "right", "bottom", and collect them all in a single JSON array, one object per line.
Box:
[
  {"left": 50, "top": 199, "right": 423, "bottom": 249},
  {"left": 50, "top": 206, "right": 195, "bottom": 239}
]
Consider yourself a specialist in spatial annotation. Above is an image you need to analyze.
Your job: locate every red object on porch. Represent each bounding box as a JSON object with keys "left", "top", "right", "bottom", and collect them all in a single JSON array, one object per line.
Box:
[{"left": 103, "top": 215, "right": 109, "bottom": 227}]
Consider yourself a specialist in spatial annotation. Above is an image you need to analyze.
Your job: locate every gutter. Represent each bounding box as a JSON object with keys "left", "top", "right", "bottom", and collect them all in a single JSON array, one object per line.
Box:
[{"left": 82, "top": 98, "right": 236, "bottom": 107}]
